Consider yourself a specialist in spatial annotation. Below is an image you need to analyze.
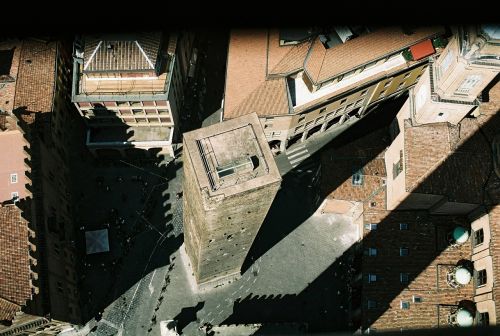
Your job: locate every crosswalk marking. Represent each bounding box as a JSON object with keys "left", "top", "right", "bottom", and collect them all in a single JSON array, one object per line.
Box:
[
  {"left": 285, "top": 143, "right": 306, "bottom": 155},
  {"left": 287, "top": 149, "right": 308, "bottom": 159}
]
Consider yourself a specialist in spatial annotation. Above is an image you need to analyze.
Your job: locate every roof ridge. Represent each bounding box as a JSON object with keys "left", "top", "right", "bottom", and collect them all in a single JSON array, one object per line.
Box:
[
  {"left": 134, "top": 40, "right": 155, "bottom": 69},
  {"left": 316, "top": 42, "right": 328, "bottom": 83}
]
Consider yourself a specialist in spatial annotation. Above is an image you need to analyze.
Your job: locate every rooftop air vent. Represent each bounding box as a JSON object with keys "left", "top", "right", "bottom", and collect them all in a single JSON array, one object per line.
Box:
[{"left": 215, "top": 156, "right": 256, "bottom": 179}]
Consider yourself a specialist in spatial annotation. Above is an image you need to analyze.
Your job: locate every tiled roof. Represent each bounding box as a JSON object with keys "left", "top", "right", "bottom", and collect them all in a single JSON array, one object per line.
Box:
[
  {"left": 304, "top": 26, "right": 444, "bottom": 85},
  {"left": 0, "top": 205, "right": 32, "bottom": 321},
  {"left": 0, "top": 297, "right": 20, "bottom": 322},
  {"left": 224, "top": 27, "right": 443, "bottom": 120},
  {"left": 404, "top": 118, "right": 491, "bottom": 204},
  {"left": 13, "top": 40, "right": 57, "bottom": 118},
  {"left": 224, "top": 30, "right": 269, "bottom": 119},
  {"left": 231, "top": 77, "right": 290, "bottom": 118},
  {"left": 83, "top": 33, "right": 162, "bottom": 72},
  {"left": 0, "top": 40, "right": 21, "bottom": 115},
  {"left": 269, "top": 40, "right": 311, "bottom": 76}
]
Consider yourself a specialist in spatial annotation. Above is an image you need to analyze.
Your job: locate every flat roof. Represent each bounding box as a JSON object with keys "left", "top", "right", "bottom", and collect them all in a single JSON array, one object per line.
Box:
[
  {"left": 183, "top": 113, "right": 281, "bottom": 197},
  {"left": 88, "top": 125, "right": 171, "bottom": 143}
]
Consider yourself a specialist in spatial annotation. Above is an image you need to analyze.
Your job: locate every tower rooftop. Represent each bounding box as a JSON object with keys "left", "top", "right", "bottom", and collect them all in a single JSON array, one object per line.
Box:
[{"left": 183, "top": 113, "right": 281, "bottom": 197}]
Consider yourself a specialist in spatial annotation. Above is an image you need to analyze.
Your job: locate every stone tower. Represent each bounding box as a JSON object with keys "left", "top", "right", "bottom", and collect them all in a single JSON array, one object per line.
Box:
[
  {"left": 181, "top": 113, "right": 281, "bottom": 290},
  {"left": 411, "top": 25, "right": 500, "bottom": 125}
]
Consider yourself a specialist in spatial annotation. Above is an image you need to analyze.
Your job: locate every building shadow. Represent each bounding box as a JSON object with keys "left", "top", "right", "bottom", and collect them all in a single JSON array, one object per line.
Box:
[
  {"left": 223, "top": 84, "right": 500, "bottom": 333},
  {"left": 242, "top": 94, "right": 406, "bottom": 273},
  {"left": 173, "top": 301, "right": 205, "bottom": 334}
]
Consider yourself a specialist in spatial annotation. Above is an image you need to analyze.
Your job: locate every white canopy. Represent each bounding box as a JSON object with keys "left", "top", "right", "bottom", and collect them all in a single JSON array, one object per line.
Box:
[{"left": 85, "top": 229, "right": 110, "bottom": 254}]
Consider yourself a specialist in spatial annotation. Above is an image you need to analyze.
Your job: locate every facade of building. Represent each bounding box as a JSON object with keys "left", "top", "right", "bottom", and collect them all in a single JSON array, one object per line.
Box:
[
  {"left": 182, "top": 113, "right": 281, "bottom": 289},
  {"left": 223, "top": 27, "right": 448, "bottom": 154},
  {"left": 0, "top": 38, "right": 82, "bottom": 324},
  {"left": 71, "top": 32, "right": 194, "bottom": 159},
  {"left": 385, "top": 25, "right": 500, "bottom": 213},
  {"left": 364, "top": 24, "right": 500, "bottom": 333},
  {"left": 317, "top": 25, "right": 500, "bottom": 332}
]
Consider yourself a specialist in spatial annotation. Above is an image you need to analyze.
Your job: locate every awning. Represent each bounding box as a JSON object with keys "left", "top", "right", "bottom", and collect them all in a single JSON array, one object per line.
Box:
[
  {"left": 410, "top": 39, "right": 435, "bottom": 61},
  {"left": 85, "top": 229, "right": 110, "bottom": 254}
]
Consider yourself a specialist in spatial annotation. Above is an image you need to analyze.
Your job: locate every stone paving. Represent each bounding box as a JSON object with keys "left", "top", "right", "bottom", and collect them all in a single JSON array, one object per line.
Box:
[{"left": 79, "top": 160, "right": 361, "bottom": 335}]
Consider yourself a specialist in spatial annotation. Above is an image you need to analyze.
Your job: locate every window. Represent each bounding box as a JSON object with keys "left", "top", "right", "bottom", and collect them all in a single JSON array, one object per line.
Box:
[
  {"left": 400, "top": 223, "right": 409, "bottom": 230},
  {"left": 384, "top": 81, "right": 391, "bottom": 88},
  {"left": 10, "top": 173, "right": 18, "bottom": 184},
  {"left": 365, "top": 223, "right": 378, "bottom": 231},
  {"left": 476, "top": 269, "right": 487, "bottom": 287},
  {"left": 264, "top": 123, "right": 273, "bottom": 129},
  {"left": 367, "top": 274, "right": 377, "bottom": 283},
  {"left": 298, "top": 115, "right": 305, "bottom": 123},
  {"left": 11, "top": 192, "right": 19, "bottom": 201},
  {"left": 272, "top": 131, "right": 281, "bottom": 136},
  {"left": 352, "top": 168, "right": 364, "bottom": 186},
  {"left": 393, "top": 150, "right": 404, "bottom": 179},
  {"left": 400, "top": 247, "right": 409, "bottom": 256},
  {"left": 319, "top": 107, "right": 327, "bottom": 114},
  {"left": 367, "top": 300, "right": 377, "bottom": 309},
  {"left": 474, "top": 229, "right": 485, "bottom": 246},
  {"left": 400, "top": 273, "right": 409, "bottom": 284},
  {"left": 340, "top": 98, "right": 347, "bottom": 105},
  {"left": 477, "top": 312, "right": 490, "bottom": 326},
  {"left": 404, "top": 72, "right": 411, "bottom": 79},
  {"left": 455, "top": 74, "right": 482, "bottom": 95},
  {"left": 366, "top": 247, "right": 378, "bottom": 256},
  {"left": 398, "top": 82, "right": 405, "bottom": 90},
  {"left": 412, "top": 295, "right": 422, "bottom": 303},
  {"left": 400, "top": 301, "right": 410, "bottom": 310},
  {"left": 360, "top": 89, "right": 368, "bottom": 97},
  {"left": 379, "top": 90, "right": 386, "bottom": 98}
]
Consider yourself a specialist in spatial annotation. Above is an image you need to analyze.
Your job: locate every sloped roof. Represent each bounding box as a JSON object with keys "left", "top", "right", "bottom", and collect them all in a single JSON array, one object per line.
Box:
[
  {"left": 269, "top": 40, "right": 312, "bottom": 75},
  {"left": 0, "top": 297, "right": 20, "bottom": 321},
  {"left": 231, "top": 77, "right": 290, "bottom": 118},
  {"left": 224, "top": 30, "right": 312, "bottom": 119},
  {"left": 83, "top": 32, "right": 162, "bottom": 72},
  {"left": 13, "top": 40, "right": 57, "bottom": 116},
  {"left": 304, "top": 26, "right": 444, "bottom": 85},
  {"left": 0, "top": 205, "right": 32, "bottom": 321}
]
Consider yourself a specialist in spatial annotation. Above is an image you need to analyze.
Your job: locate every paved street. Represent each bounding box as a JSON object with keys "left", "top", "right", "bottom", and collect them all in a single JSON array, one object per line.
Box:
[{"left": 74, "top": 158, "right": 360, "bottom": 335}]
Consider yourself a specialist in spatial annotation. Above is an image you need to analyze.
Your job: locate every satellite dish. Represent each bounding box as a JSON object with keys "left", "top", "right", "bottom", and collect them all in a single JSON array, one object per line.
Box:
[
  {"left": 453, "top": 226, "right": 469, "bottom": 244},
  {"left": 456, "top": 308, "right": 474, "bottom": 327},
  {"left": 455, "top": 267, "right": 472, "bottom": 285}
]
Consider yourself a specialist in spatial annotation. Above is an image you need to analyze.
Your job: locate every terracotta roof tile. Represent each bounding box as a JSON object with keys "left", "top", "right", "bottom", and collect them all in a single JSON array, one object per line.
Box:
[
  {"left": 13, "top": 40, "right": 57, "bottom": 117},
  {"left": 266, "top": 30, "right": 293, "bottom": 73},
  {"left": 83, "top": 33, "right": 162, "bottom": 72},
  {"left": 0, "top": 297, "right": 20, "bottom": 321},
  {"left": 0, "top": 40, "right": 21, "bottom": 115},
  {"left": 224, "top": 30, "right": 269, "bottom": 119},
  {"left": 0, "top": 205, "right": 32, "bottom": 313},
  {"left": 270, "top": 40, "right": 311, "bottom": 76},
  {"left": 306, "top": 26, "right": 444, "bottom": 85},
  {"left": 303, "top": 38, "right": 326, "bottom": 84},
  {"left": 404, "top": 119, "right": 490, "bottom": 204},
  {"left": 231, "top": 78, "right": 289, "bottom": 118}
]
